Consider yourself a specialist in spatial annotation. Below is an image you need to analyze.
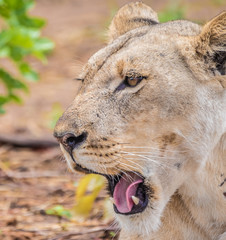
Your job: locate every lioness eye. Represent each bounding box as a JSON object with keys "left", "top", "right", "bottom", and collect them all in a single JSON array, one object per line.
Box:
[
  {"left": 125, "top": 76, "right": 143, "bottom": 87},
  {"left": 115, "top": 75, "right": 145, "bottom": 92}
]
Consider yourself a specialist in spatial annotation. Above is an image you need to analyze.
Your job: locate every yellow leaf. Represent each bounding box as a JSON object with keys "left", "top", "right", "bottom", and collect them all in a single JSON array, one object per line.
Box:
[{"left": 73, "top": 174, "right": 105, "bottom": 217}]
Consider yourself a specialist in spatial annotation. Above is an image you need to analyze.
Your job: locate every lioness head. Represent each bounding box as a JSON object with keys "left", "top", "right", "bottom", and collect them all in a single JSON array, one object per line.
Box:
[{"left": 54, "top": 2, "right": 226, "bottom": 237}]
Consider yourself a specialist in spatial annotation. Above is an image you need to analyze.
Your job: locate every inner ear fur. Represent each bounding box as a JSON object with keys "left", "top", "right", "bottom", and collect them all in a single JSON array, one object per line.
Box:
[
  {"left": 108, "top": 2, "right": 159, "bottom": 43},
  {"left": 195, "top": 11, "right": 226, "bottom": 75}
]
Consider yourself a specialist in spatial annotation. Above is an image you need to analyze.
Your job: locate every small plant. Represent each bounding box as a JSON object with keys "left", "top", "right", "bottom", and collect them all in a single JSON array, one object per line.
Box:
[
  {"left": 45, "top": 205, "right": 72, "bottom": 220},
  {"left": 109, "top": 231, "right": 117, "bottom": 237},
  {"left": 0, "top": 0, "right": 54, "bottom": 113}
]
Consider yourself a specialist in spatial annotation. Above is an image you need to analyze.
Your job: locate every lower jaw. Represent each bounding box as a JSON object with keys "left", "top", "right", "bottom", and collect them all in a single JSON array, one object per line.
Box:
[{"left": 113, "top": 196, "right": 149, "bottom": 215}]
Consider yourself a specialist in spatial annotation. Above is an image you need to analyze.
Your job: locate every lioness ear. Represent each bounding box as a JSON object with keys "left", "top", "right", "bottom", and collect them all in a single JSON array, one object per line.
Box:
[
  {"left": 108, "top": 2, "right": 159, "bottom": 43},
  {"left": 195, "top": 11, "right": 226, "bottom": 75}
]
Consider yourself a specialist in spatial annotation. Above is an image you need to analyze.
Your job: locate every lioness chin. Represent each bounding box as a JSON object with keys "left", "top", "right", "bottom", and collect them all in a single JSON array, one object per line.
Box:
[{"left": 54, "top": 2, "right": 226, "bottom": 240}]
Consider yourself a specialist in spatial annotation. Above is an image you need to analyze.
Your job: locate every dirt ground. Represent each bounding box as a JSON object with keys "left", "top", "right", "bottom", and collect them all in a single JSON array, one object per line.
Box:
[{"left": 0, "top": 0, "right": 225, "bottom": 239}]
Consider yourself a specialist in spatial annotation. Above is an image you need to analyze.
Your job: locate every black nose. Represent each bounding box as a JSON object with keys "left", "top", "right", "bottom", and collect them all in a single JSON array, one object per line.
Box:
[{"left": 56, "top": 132, "right": 87, "bottom": 153}]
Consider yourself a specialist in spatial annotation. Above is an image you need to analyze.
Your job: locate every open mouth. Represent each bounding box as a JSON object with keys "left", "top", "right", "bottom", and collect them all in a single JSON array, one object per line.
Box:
[
  {"left": 107, "top": 172, "right": 149, "bottom": 215},
  {"left": 72, "top": 161, "right": 149, "bottom": 215}
]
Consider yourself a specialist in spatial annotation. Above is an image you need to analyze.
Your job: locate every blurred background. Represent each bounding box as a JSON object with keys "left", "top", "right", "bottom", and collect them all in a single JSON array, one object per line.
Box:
[{"left": 0, "top": 0, "right": 225, "bottom": 239}]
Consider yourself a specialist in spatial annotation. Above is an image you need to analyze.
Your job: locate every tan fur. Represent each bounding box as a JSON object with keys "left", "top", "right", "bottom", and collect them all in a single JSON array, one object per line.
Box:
[
  {"left": 108, "top": 2, "right": 159, "bottom": 42},
  {"left": 54, "top": 3, "right": 226, "bottom": 239}
]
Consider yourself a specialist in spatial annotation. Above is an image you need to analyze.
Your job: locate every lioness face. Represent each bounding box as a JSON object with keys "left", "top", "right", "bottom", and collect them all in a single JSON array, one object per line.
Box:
[{"left": 54, "top": 3, "right": 226, "bottom": 236}]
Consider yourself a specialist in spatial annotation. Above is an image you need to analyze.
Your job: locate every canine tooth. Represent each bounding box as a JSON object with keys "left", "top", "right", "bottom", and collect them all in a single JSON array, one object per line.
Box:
[
  {"left": 109, "top": 197, "right": 115, "bottom": 205},
  {"left": 132, "top": 196, "right": 140, "bottom": 205}
]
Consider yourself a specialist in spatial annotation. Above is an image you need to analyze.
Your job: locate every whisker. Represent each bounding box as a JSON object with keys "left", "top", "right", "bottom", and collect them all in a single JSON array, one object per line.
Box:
[
  {"left": 111, "top": 150, "right": 174, "bottom": 172},
  {"left": 123, "top": 145, "right": 186, "bottom": 153},
  {"left": 119, "top": 161, "right": 141, "bottom": 173},
  {"left": 175, "top": 130, "right": 199, "bottom": 148},
  {"left": 107, "top": 220, "right": 120, "bottom": 240},
  {"left": 113, "top": 153, "right": 144, "bottom": 170},
  {"left": 118, "top": 163, "right": 142, "bottom": 180},
  {"left": 121, "top": 153, "right": 178, "bottom": 161},
  {"left": 120, "top": 151, "right": 174, "bottom": 170},
  {"left": 119, "top": 167, "right": 136, "bottom": 182},
  {"left": 124, "top": 157, "right": 173, "bottom": 172},
  {"left": 111, "top": 166, "right": 129, "bottom": 181},
  {"left": 121, "top": 158, "right": 144, "bottom": 171}
]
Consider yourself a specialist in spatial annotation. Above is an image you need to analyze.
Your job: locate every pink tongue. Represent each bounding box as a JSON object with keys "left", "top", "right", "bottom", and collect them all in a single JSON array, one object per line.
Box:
[{"left": 113, "top": 173, "right": 143, "bottom": 213}]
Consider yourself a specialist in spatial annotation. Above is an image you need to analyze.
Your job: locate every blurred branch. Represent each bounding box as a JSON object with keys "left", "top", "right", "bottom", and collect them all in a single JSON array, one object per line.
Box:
[{"left": 0, "top": 134, "right": 58, "bottom": 148}]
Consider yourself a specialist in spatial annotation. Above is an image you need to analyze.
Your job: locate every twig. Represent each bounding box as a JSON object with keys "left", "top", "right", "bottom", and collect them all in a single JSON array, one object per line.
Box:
[
  {"left": 3, "top": 170, "right": 64, "bottom": 179},
  {"left": 13, "top": 229, "right": 49, "bottom": 236}
]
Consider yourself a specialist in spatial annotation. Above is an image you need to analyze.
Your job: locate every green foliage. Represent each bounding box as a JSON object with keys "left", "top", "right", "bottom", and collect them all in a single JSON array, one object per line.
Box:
[
  {"left": 159, "top": 0, "right": 186, "bottom": 23},
  {"left": 109, "top": 231, "right": 117, "bottom": 237},
  {"left": 0, "top": 0, "right": 54, "bottom": 113},
  {"left": 45, "top": 205, "right": 72, "bottom": 219}
]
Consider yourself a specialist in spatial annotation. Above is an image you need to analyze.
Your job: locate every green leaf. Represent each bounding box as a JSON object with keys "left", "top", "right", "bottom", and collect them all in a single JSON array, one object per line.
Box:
[
  {"left": 22, "top": 0, "right": 34, "bottom": 11},
  {"left": 109, "top": 231, "right": 117, "bottom": 237},
  {"left": 0, "top": 106, "right": 6, "bottom": 114},
  {"left": 46, "top": 205, "right": 72, "bottom": 219},
  {"left": 0, "top": 30, "right": 11, "bottom": 48},
  {"left": 32, "top": 50, "right": 47, "bottom": 63},
  {"left": 0, "top": 68, "right": 28, "bottom": 91},
  {"left": 0, "top": 0, "right": 54, "bottom": 113},
  {"left": 12, "top": 0, "right": 34, "bottom": 11},
  {"left": 9, "top": 94, "right": 22, "bottom": 104},
  {"left": 19, "top": 62, "right": 39, "bottom": 81},
  {"left": 0, "top": 95, "right": 9, "bottom": 105},
  {"left": 18, "top": 28, "right": 40, "bottom": 38},
  {"left": 9, "top": 46, "right": 26, "bottom": 61},
  {"left": 6, "top": 0, "right": 18, "bottom": 9},
  {"left": 0, "top": 95, "right": 8, "bottom": 114},
  {"left": 0, "top": 4, "right": 10, "bottom": 18},
  {"left": 9, "top": 28, "right": 34, "bottom": 49},
  {"left": 0, "top": 46, "right": 10, "bottom": 57},
  {"left": 33, "top": 38, "right": 54, "bottom": 52},
  {"left": 19, "top": 16, "right": 45, "bottom": 28}
]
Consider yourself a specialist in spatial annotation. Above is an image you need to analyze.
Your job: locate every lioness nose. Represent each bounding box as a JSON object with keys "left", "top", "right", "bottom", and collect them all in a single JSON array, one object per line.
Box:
[{"left": 56, "top": 132, "right": 87, "bottom": 153}]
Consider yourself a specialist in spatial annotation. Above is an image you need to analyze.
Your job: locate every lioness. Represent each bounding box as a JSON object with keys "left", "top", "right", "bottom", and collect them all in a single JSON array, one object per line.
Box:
[{"left": 54, "top": 2, "right": 226, "bottom": 239}]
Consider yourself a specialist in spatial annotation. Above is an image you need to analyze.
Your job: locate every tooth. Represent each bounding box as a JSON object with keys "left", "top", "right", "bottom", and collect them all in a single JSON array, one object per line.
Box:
[
  {"left": 132, "top": 196, "right": 140, "bottom": 205},
  {"left": 109, "top": 197, "right": 115, "bottom": 205}
]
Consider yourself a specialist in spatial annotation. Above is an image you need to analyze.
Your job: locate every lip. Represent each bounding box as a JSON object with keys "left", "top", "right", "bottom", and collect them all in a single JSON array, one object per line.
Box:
[{"left": 73, "top": 161, "right": 105, "bottom": 175}]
